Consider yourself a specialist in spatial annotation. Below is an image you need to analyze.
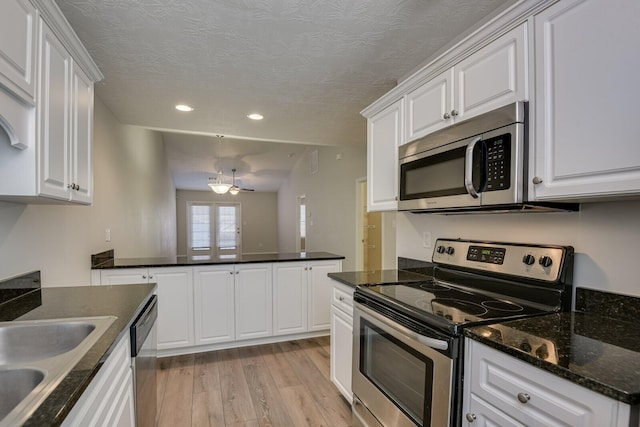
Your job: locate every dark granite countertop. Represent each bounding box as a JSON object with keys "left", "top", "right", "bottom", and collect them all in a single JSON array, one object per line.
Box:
[
  {"left": 6, "top": 283, "right": 156, "bottom": 426},
  {"left": 465, "top": 288, "right": 640, "bottom": 405},
  {"left": 92, "top": 251, "right": 344, "bottom": 269},
  {"left": 328, "top": 269, "right": 432, "bottom": 288},
  {"left": 327, "top": 257, "right": 434, "bottom": 288}
]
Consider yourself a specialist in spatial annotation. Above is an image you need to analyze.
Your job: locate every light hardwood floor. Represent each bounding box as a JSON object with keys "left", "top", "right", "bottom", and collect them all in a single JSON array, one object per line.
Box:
[{"left": 156, "top": 336, "right": 352, "bottom": 427}]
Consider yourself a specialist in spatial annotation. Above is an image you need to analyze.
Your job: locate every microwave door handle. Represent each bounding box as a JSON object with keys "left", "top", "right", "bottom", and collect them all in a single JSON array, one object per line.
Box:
[{"left": 465, "top": 137, "right": 482, "bottom": 198}]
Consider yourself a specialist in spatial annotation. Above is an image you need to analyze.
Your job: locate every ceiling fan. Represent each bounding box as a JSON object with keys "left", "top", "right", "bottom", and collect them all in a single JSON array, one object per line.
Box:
[{"left": 229, "top": 168, "right": 255, "bottom": 194}]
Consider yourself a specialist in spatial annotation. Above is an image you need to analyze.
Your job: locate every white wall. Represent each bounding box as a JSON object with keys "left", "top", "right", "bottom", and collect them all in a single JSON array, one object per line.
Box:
[
  {"left": 396, "top": 200, "right": 640, "bottom": 297},
  {"left": 176, "top": 190, "right": 278, "bottom": 255},
  {"left": 278, "top": 146, "right": 367, "bottom": 271},
  {"left": 0, "top": 98, "right": 177, "bottom": 286}
]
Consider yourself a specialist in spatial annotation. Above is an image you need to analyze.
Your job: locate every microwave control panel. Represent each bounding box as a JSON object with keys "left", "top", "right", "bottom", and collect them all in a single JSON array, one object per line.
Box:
[{"left": 485, "top": 134, "right": 511, "bottom": 192}]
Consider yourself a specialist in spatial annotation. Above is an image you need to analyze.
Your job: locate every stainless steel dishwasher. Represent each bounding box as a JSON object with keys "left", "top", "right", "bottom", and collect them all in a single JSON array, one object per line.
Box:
[{"left": 130, "top": 294, "right": 157, "bottom": 427}]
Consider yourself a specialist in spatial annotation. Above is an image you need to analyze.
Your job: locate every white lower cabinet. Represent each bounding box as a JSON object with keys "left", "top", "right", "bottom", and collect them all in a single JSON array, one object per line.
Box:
[
  {"left": 193, "top": 265, "right": 235, "bottom": 345},
  {"left": 463, "top": 339, "right": 632, "bottom": 427},
  {"left": 273, "top": 260, "right": 343, "bottom": 335},
  {"left": 308, "top": 260, "right": 342, "bottom": 331},
  {"left": 62, "top": 333, "right": 135, "bottom": 427},
  {"left": 95, "top": 259, "right": 342, "bottom": 353},
  {"left": 100, "top": 268, "right": 150, "bottom": 285},
  {"left": 273, "top": 262, "right": 308, "bottom": 335},
  {"left": 152, "top": 267, "right": 194, "bottom": 350},
  {"left": 99, "top": 267, "right": 194, "bottom": 350},
  {"left": 330, "top": 280, "right": 354, "bottom": 402},
  {"left": 234, "top": 263, "right": 273, "bottom": 340}
]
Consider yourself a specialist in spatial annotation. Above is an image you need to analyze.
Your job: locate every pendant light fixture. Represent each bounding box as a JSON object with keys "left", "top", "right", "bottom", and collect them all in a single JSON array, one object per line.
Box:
[{"left": 208, "top": 135, "right": 232, "bottom": 194}]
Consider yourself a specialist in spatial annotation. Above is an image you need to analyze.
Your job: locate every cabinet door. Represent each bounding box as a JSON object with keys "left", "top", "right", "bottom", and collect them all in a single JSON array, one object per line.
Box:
[
  {"left": 455, "top": 23, "right": 526, "bottom": 122},
  {"left": 367, "top": 99, "right": 402, "bottom": 212},
  {"left": 38, "top": 19, "right": 71, "bottom": 201},
  {"left": 533, "top": 0, "right": 640, "bottom": 200},
  {"left": 235, "top": 263, "right": 272, "bottom": 340},
  {"left": 70, "top": 64, "right": 93, "bottom": 204},
  {"left": 307, "top": 260, "right": 341, "bottom": 331},
  {"left": 272, "top": 262, "right": 307, "bottom": 335},
  {"left": 100, "top": 268, "right": 149, "bottom": 285},
  {"left": 466, "top": 339, "right": 621, "bottom": 427},
  {"left": 103, "top": 368, "right": 136, "bottom": 427},
  {"left": 406, "top": 69, "right": 454, "bottom": 142},
  {"left": 463, "top": 393, "right": 525, "bottom": 427},
  {"left": 152, "top": 267, "right": 194, "bottom": 350},
  {"left": 193, "top": 265, "right": 235, "bottom": 345},
  {"left": 0, "top": 0, "right": 37, "bottom": 102},
  {"left": 330, "top": 305, "right": 353, "bottom": 402}
]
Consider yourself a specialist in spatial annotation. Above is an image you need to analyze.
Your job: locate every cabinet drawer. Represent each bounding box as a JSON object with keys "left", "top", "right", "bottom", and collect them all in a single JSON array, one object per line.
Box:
[
  {"left": 331, "top": 281, "right": 353, "bottom": 314},
  {"left": 468, "top": 340, "right": 620, "bottom": 426}
]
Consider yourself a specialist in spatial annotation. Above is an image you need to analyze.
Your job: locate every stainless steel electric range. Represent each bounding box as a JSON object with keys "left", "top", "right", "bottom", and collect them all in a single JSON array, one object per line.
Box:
[{"left": 352, "top": 238, "right": 574, "bottom": 427}]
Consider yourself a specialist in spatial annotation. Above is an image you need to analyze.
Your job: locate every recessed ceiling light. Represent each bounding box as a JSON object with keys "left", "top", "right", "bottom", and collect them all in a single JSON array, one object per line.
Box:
[
  {"left": 247, "top": 113, "right": 264, "bottom": 120},
  {"left": 175, "top": 104, "right": 194, "bottom": 112}
]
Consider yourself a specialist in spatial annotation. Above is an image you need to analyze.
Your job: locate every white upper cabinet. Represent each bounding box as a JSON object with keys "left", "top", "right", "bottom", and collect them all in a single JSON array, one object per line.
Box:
[
  {"left": 0, "top": 1, "right": 101, "bottom": 205},
  {"left": 70, "top": 64, "right": 93, "bottom": 203},
  {"left": 406, "top": 23, "right": 527, "bottom": 143},
  {"left": 0, "top": 0, "right": 37, "bottom": 103},
  {"left": 38, "top": 18, "right": 94, "bottom": 204},
  {"left": 38, "top": 19, "right": 71, "bottom": 200},
  {"left": 406, "top": 69, "right": 453, "bottom": 141},
  {"left": 455, "top": 23, "right": 526, "bottom": 122},
  {"left": 367, "top": 99, "right": 403, "bottom": 212},
  {"left": 532, "top": 0, "right": 640, "bottom": 201}
]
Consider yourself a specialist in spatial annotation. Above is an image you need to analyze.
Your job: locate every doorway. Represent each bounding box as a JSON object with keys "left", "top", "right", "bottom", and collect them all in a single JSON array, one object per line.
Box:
[{"left": 356, "top": 180, "right": 382, "bottom": 271}]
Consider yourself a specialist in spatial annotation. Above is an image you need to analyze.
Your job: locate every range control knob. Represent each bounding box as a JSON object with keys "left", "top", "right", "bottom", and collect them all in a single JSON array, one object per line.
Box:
[
  {"left": 522, "top": 254, "right": 535, "bottom": 266},
  {"left": 446, "top": 246, "right": 455, "bottom": 255},
  {"left": 436, "top": 245, "right": 446, "bottom": 254},
  {"left": 539, "top": 256, "right": 553, "bottom": 268},
  {"left": 519, "top": 340, "right": 532, "bottom": 353}
]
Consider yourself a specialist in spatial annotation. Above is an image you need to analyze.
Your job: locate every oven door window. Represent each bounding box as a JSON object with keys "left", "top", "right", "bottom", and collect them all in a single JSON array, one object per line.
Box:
[
  {"left": 360, "top": 320, "right": 433, "bottom": 426},
  {"left": 400, "top": 146, "right": 468, "bottom": 200}
]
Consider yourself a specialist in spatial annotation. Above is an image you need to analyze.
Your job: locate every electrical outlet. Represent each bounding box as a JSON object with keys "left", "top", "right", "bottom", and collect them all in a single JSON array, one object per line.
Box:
[
  {"left": 422, "top": 232, "right": 432, "bottom": 248},
  {"left": 105, "top": 228, "right": 111, "bottom": 242}
]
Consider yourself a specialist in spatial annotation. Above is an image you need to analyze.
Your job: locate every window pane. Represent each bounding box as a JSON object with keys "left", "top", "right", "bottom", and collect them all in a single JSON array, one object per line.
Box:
[
  {"left": 190, "top": 205, "right": 211, "bottom": 250},
  {"left": 217, "top": 205, "right": 237, "bottom": 250}
]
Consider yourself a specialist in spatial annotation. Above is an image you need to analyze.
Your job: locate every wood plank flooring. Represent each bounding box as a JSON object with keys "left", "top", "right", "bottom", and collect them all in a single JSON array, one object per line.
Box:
[{"left": 156, "top": 336, "right": 352, "bottom": 427}]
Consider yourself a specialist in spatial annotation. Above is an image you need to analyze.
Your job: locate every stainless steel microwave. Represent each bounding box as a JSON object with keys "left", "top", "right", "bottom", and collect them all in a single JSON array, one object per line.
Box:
[{"left": 398, "top": 102, "right": 576, "bottom": 213}]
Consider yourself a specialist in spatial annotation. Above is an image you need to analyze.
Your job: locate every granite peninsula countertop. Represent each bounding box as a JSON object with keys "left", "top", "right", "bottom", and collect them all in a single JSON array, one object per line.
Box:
[
  {"left": 92, "top": 250, "right": 344, "bottom": 269},
  {"left": 465, "top": 288, "right": 640, "bottom": 405},
  {"left": 1, "top": 281, "right": 156, "bottom": 426}
]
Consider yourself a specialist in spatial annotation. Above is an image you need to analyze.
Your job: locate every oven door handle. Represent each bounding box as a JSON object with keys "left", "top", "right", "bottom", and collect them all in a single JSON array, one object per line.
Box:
[
  {"left": 465, "top": 137, "right": 482, "bottom": 198},
  {"left": 357, "top": 303, "right": 449, "bottom": 351}
]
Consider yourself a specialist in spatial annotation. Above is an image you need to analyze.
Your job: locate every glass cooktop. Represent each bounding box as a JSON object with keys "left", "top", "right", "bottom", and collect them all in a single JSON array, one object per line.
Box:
[{"left": 358, "top": 280, "right": 552, "bottom": 334}]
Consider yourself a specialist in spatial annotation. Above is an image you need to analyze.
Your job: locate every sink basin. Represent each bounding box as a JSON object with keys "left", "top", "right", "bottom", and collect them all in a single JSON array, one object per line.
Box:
[
  {"left": 0, "top": 368, "right": 45, "bottom": 421},
  {"left": 0, "top": 316, "right": 116, "bottom": 427},
  {"left": 0, "top": 321, "right": 96, "bottom": 364}
]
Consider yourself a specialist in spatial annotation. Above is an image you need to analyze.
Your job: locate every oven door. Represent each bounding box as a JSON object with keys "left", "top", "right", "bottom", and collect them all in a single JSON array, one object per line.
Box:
[
  {"left": 398, "top": 135, "right": 483, "bottom": 211},
  {"left": 352, "top": 302, "right": 454, "bottom": 427}
]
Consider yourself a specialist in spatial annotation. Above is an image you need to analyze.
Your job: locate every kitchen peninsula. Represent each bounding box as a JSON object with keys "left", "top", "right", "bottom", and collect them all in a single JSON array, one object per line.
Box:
[{"left": 91, "top": 250, "right": 344, "bottom": 356}]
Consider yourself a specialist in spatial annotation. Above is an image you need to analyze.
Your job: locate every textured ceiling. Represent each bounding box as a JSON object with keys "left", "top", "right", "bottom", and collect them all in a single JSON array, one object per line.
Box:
[{"left": 55, "top": 0, "right": 514, "bottom": 190}]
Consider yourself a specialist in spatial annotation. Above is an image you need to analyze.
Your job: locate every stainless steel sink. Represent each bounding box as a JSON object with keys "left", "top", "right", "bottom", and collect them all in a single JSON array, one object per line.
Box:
[
  {"left": 0, "top": 368, "right": 45, "bottom": 421},
  {"left": 0, "top": 321, "right": 97, "bottom": 364},
  {"left": 0, "top": 316, "right": 116, "bottom": 427}
]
